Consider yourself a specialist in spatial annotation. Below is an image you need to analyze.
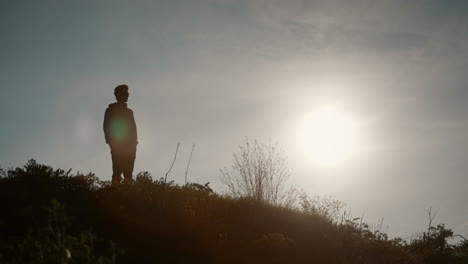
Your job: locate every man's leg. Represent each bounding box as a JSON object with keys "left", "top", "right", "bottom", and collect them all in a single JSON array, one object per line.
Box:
[
  {"left": 122, "top": 144, "right": 136, "bottom": 184},
  {"left": 111, "top": 149, "right": 123, "bottom": 187}
]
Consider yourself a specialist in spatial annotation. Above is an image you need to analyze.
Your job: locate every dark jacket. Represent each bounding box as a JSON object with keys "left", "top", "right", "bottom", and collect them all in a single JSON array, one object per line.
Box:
[{"left": 103, "top": 102, "right": 138, "bottom": 145}]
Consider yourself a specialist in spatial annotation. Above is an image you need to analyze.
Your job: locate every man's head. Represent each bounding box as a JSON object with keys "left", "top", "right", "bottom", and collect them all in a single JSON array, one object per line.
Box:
[{"left": 114, "top": 84, "right": 129, "bottom": 103}]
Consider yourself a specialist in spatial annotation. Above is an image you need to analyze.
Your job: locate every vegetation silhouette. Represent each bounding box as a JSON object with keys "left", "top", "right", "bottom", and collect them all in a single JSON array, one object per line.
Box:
[
  {"left": 0, "top": 160, "right": 467, "bottom": 263},
  {"left": 221, "top": 138, "right": 296, "bottom": 208},
  {"left": 103, "top": 84, "right": 138, "bottom": 187}
]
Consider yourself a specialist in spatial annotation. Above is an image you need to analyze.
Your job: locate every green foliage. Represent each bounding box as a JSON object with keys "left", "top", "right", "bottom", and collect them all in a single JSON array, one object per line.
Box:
[
  {"left": 0, "top": 200, "right": 118, "bottom": 264},
  {"left": 255, "top": 233, "right": 296, "bottom": 249},
  {"left": 0, "top": 160, "right": 467, "bottom": 263},
  {"left": 407, "top": 224, "right": 468, "bottom": 264}
]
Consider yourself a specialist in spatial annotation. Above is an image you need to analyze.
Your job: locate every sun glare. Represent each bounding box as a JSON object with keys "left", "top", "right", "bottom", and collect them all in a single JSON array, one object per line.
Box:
[{"left": 299, "top": 106, "right": 361, "bottom": 167}]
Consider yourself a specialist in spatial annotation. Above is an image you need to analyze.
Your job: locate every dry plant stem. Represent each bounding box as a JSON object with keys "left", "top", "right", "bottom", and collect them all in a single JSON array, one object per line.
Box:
[
  {"left": 359, "top": 212, "right": 365, "bottom": 230},
  {"left": 454, "top": 234, "right": 468, "bottom": 242},
  {"left": 221, "top": 138, "right": 291, "bottom": 206},
  {"left": 427, "top": 206, "right": 437, "bottom": 233},
  {"left": 165, "top": 142, "right": 180, "bottom": 184},
  {"left": 184, "top": 144, "right": 195, "bottom": 185}
]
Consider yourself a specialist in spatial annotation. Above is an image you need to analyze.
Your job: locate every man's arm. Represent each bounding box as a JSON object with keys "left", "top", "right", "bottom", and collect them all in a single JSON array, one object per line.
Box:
[
  {"left": 103, "top": 108, "right": 111, "bottom": 144},
  {"left": 130, "top": 110, "right": 138, "bottom": 144}
]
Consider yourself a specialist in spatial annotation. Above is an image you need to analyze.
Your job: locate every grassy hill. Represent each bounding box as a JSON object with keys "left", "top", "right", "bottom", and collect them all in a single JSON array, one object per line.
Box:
[{"left": 0, "top": 160, "right": 467, "bottom": 263}]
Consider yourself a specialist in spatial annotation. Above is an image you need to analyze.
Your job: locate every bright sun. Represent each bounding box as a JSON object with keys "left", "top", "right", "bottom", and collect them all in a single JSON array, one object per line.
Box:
[{"left": 299, "top": 106, "right": 361, "bottom": 167}]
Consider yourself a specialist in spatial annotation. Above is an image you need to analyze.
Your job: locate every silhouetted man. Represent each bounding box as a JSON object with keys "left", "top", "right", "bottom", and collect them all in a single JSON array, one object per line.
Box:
[{"left": 103, "top": 84, "right": 138, "bottom": 186}]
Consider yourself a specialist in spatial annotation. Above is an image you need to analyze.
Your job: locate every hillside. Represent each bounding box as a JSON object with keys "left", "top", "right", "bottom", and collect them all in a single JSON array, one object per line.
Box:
[{"left": 0, "top": 160, "right": 467, "bottom": 264}]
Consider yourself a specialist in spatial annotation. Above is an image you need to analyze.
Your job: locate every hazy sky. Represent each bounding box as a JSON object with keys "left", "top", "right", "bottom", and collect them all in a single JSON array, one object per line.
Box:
[{"left": 1, "top": 0, "right": 468, "bottom": 239}]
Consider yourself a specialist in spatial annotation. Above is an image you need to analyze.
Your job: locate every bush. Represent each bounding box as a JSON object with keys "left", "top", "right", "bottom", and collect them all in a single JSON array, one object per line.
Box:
[
  {"left": 220, "top": 138, "right": 296, "bottom": 207},
  {"left": 0, "top": 160, "right": 467, "bottom": 263}
]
